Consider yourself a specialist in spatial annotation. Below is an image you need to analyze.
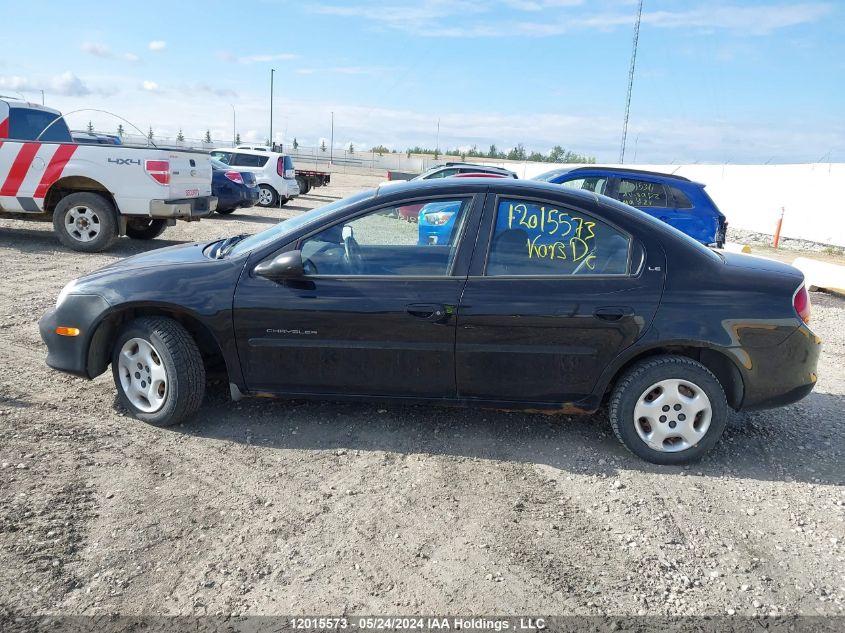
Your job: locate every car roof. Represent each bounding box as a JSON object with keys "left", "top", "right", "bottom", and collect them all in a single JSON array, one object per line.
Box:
[
  {"left": 214, "top": 147, "right": 285, "bottom": 158},
  {"left": 541, "top": 165, "right": 693, "bottom": 183},
  {"left": 375, "top": 176, "right": 599, "bottom": 204},
  {"left": 0, "top": 97, "right": 62, "bottom": 116}
]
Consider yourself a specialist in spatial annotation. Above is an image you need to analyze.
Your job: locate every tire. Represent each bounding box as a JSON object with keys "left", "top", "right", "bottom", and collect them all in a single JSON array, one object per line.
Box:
[
  {"left": 302, "top": 182, "right": 311, "bottom": 195},
  {"left": 279, "top": 197, "right": 290, "bottom": 206},
  {"left": 296, "top": 176, "right": 307, "bottom": 194},
  {"left": 216, "top": 207, "right": 236, "bottom": 215},
  {"left": 608, "top": 355, "right": 728, "bottom": 465},
  {"left": 125, "top": 218, "right": 168, "bottom": 240},
  {"left": 53, "top": 192, "right": 118, "bottom": 252},
  {"left": 111, "top": 317, "right": 205, "bottom": 427},
  {"left": 257, "top": 184, "right": 278, "bottom": 207}
]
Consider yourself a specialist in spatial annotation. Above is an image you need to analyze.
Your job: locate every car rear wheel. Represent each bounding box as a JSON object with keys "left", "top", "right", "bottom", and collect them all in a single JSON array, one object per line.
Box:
[
  {"left": 216, "top": 207, "right": 236, "bottom": 215},
  {"left": 125, "top": 218, "right": 168, "bottom": 240},
  {"left": 111, "top": 317, "right": 205, "bottom": 427},
  {"left": 53, "top": 192, "right": 118, "bottom": 252},
  {"left": 609, "top": 355, "right": 728, "bottom": 464},
  {"left": 257, "top": 185, "right": 277, "bottom": 207}
]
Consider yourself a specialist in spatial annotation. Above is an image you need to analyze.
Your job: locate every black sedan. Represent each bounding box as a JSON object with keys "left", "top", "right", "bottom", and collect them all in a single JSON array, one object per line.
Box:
[
  {"left": 211, "top": 158, "right": 259, "bottom": 215},
  {"left": 39, "top": 179, "right": 820, "bottom": 464}
]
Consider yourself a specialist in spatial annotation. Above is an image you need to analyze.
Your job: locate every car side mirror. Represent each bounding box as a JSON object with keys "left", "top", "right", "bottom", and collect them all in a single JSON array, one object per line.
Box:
[{"left": 255, "top": 250, "right": 305, "bottom": 280}]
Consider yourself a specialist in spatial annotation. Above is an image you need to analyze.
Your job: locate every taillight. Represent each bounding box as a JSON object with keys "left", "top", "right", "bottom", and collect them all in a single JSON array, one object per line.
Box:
[
  {"left": 145, "top": 160, "right": 170, "bottom": 185},
  {"left": 793, "top": 284, "right": 811, "bottom": 324},
  {"left": 224, "top": 171, "right": 244, "bottom": 184},
  {"left": 423, "top": 211, "right": 454, "bottom": 226},
  {"left": 277, "top": 157, "right": 284, "bottom": 177}
]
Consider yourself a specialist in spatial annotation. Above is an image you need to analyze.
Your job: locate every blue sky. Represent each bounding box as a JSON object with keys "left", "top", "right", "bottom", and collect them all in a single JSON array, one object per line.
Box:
[{"left": 1, "top": 0, "right": 843, "bottom": 163}]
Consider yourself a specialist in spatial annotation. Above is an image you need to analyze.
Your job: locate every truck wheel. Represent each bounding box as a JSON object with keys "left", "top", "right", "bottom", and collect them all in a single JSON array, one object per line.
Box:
[
  {"left": 609, "top": 355, "right": 728, "bottom": 465},
  {"left": 53, "top": 192, "right": 118, "bottom": 252},
  {"left": 257, "top": 185, "right": 278, "bottom": 207},
  {"left": 216, "top": 207, "right": 236, "bottom": 215},
  {"left": 296, "top": 176, "right": 307, "bottom": 194},
  {"left": 126, "top": 218, "right": 168, "bottom": 240},
  {"left": 111, "top": 317, "right": 205, "bottom": 427},
  {"left": 279, "top": 197, "right": 290, "bottom": 206}
]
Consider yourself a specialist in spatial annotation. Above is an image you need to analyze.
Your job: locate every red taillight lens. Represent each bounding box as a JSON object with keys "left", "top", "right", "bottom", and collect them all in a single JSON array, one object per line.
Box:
[
  {"left": 224, "top": 171, "right": 244, "bottom": 184},
  {"left": 277, "top": 157, "right": 284, "bottom": 177},
  {"left": 144, "top": 159, "right": 170, "bottom": 185},
  {"left": 794, "top": 284, "right": 811, "bottom": 324}
]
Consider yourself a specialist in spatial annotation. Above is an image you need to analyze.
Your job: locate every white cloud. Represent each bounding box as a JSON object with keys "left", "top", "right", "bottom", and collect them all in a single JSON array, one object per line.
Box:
[
  {"left": 148, "top": 40, "right": 167, "bottom": 51},
  {"left": 0, "top": 75, "right": 32, "bottom": 92},
  {"left": 49, "top": 72, "right": 92, "bottom": 96},
  {"left": 141, "top": 80, "right": 160, "bottom": 91},
  {"left": 311, "top": 1, "right": 833, "bottom": 37},
  {"left": 295, "top": 66, "right": 387, "bottom": 75},
  {"left": 81, "top": 42, "right": 111, "bottom": 58},
  {"left": 124, "top": 53, "right": 141, "bottom": 63},
  {"left": 236, "top": 53, "right": 299, "bottom": 64}
]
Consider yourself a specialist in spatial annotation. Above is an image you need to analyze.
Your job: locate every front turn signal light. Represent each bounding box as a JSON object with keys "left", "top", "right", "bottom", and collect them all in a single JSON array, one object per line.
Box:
[{"left": 55, "top": 327, "right": 80, "bottom": 337}]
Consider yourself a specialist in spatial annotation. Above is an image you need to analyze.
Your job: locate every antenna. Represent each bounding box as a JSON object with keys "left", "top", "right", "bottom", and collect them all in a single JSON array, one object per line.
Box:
[{"left": 619, "top": 0, "right": 643, "bottom": 164}]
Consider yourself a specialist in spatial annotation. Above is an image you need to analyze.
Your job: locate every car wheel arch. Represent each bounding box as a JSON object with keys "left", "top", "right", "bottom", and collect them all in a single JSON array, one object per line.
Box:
[
  {"left": 86, "top": 305, "right": 229, "bottom": 380},
  {"left": 600, "top": 343, "right": 745, "bottom": 411},
  {"left": 46, "top": 176, "right": 117, "bottom": 215}
]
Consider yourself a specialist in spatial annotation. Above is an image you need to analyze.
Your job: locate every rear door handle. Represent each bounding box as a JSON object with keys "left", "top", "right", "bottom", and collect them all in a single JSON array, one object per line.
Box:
[
  {"left": 594, "top": 306, "right": 634, "bottom": 321},
  {"left": 406, "top": 303, "right": 448, "bottom": 322}
]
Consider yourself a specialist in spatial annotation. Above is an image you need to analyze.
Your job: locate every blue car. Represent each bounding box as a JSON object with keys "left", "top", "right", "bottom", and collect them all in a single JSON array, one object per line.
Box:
[
  {"left": 211, "top": 159, "right": 260, "bottom": 215},
  {"left": 533, "top": 167, "right": 727, "bottom": 247},
  {"left": 417, "top": 200, "right": 463, "bottom": 245}
]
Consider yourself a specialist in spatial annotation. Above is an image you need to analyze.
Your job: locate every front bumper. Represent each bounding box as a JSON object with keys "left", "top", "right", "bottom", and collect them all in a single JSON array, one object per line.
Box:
[
  {"left": 39, "top": 294, "right": 112, "bottom": 378},
  {"left": 150, "top": 196, "right": 217, "bottom": 220}
]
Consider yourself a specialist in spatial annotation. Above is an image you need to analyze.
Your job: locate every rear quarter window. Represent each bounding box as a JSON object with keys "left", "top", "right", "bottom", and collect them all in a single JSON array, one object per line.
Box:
[{"left": 9, "top": 109, "right": 72, "bottom": 142}]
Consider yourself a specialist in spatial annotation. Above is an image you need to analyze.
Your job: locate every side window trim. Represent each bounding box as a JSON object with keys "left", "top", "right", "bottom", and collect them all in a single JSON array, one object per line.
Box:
[
  {"left": 294, "top": 193, "right": 480, "bottom": 278},
  {"left": 480, "top": 194, "right": 634, "bottom": 278}
]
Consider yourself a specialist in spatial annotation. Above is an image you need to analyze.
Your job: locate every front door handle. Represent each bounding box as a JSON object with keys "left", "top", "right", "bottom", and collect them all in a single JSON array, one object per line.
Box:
[
  {"left": 594, "top": 306, "right": 634, "bottom": 321},
  {"left": 406, "top": 303, "right": 449, "bottom": 322}
]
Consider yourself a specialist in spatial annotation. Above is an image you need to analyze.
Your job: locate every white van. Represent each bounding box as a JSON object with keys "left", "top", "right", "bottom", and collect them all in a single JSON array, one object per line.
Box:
[{"left": 210, "top": 147, "right": 299, "bottom": 207}]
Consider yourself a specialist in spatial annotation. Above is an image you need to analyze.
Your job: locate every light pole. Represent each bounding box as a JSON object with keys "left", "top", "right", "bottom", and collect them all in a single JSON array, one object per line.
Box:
[
  {"left": 230, "top": 104, "right": 236, "bottom": 147},
  {"left": 436, "top": 118, "right": 440, "bottom": 155},
  {"left": 330, "top": 111, "right": 334, "bottom": 164},
  {"left": 269, "top": 69, "right": 275, "bottom": 148}
]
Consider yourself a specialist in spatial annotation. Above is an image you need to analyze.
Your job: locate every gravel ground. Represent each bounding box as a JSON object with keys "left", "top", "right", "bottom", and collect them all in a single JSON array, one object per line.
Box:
[{"left": 0, "top": 173, "right": 843, "bottom": 620}]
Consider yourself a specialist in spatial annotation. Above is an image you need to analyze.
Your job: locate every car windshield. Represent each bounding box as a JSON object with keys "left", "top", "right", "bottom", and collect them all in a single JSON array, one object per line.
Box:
[
  {"left": 226, "top": 189, "right": 377, "bottom": 257},
  {"left": 532, "top": 169, "right": 569, "bottom": 182}
]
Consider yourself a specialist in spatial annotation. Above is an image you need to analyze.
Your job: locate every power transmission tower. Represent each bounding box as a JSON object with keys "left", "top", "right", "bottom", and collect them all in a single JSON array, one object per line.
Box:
[{"left": 619, "top": 0, "right": 643, "bottom": 164}]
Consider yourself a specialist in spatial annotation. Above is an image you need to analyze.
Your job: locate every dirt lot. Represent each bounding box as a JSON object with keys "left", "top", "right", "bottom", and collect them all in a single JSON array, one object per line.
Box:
[{"left": 0, "top": 173, "right": 843, "bottom": 620}]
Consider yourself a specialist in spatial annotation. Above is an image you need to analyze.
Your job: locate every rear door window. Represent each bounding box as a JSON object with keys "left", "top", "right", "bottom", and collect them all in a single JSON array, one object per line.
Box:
[
  {"left": 231, "top": 153, "right": 269, "bottom": 168},
  {"left": 486, "top": 197, "right": 631, "bottom": 276},
  {"left": 616, "top": 179, "right": 668, "bottom": 208},
  {"left": 561, "top": 176, "right": 608, "bottom": 195},
  {"left": 210, "top": 151, "right": 232, "bottom": 164}
]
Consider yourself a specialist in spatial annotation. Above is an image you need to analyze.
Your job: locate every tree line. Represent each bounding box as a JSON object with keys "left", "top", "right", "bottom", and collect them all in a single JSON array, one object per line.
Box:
[{"left": 372, "top": 143, "right": 595, "bottom": 164}]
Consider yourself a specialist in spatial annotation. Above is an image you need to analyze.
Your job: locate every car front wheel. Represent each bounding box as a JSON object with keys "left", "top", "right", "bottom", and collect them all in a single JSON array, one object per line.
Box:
[
  {"left": 111, "top": 317, "right": 205, "bottom": 427},
  {"left": 609, "top": 355, "right": 728, "bottom": 464}
]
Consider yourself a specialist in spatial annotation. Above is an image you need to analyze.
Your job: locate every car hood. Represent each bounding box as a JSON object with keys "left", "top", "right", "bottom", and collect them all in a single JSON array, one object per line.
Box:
[
  {"left": 89, "top": 242, "right": 212, "bottom": 277},
  {"left": 64, "top": 240, "right": 243, "bottom": 308},
  {"left": 721, "top": 252, "right": 802, "bottom": 279}
]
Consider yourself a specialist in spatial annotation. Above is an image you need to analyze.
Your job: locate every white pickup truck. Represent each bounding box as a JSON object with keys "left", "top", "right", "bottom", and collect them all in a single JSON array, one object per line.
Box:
[{"left": 0, "top": 98, "right": 216, "bottom": 252}]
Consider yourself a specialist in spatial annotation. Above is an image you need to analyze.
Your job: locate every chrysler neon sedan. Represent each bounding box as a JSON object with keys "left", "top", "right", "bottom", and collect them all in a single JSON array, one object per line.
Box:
[{"left": 39, "top": 179, "right": 820, "bottom": 464}]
